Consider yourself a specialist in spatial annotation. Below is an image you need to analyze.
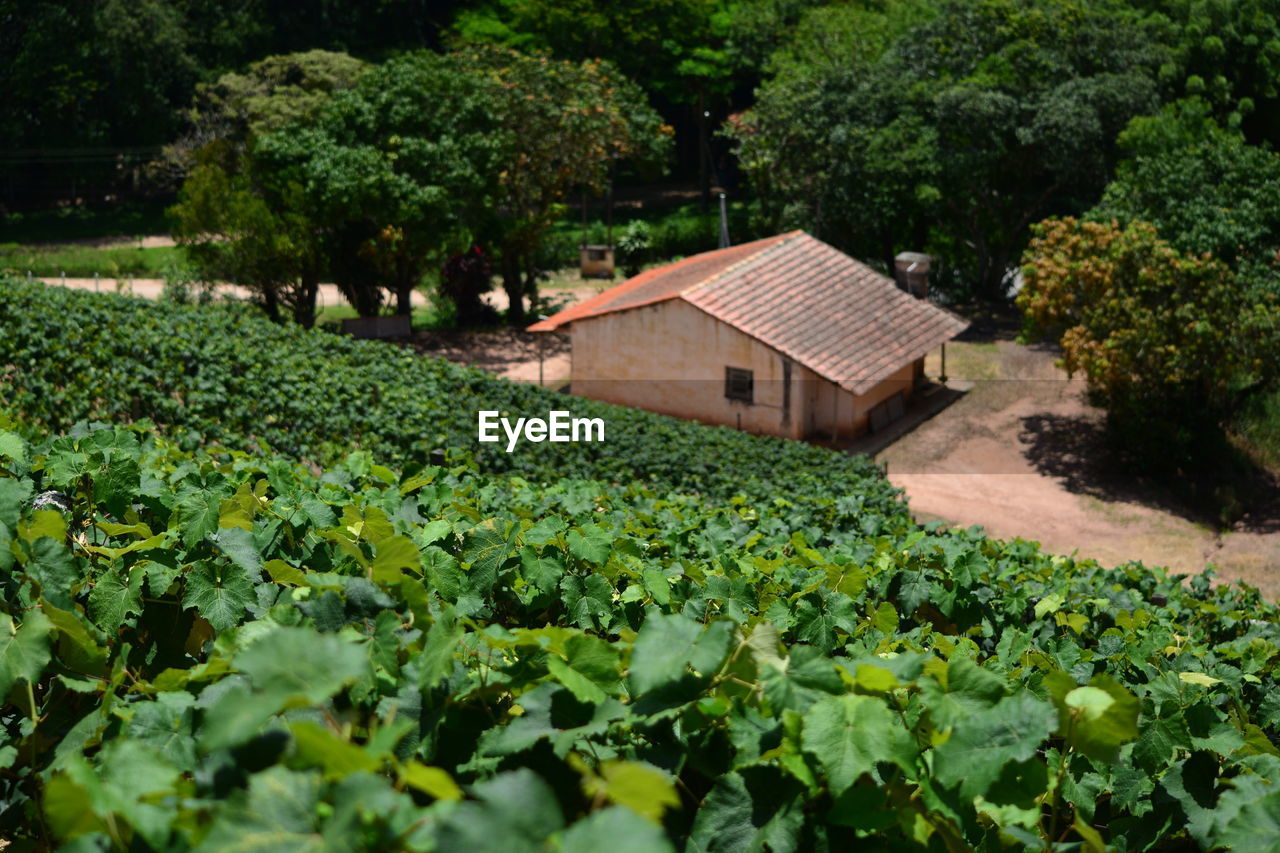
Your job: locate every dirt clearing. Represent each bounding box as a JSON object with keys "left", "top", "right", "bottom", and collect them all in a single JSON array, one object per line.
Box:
[{"left": 880, "top": 334, "right": 1280, "bottom": 597}]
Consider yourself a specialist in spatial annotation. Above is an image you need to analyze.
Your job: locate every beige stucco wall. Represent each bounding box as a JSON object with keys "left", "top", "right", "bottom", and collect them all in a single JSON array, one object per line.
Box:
[{"left": 568, "top": 300, "right": 922, "bottom": 441}]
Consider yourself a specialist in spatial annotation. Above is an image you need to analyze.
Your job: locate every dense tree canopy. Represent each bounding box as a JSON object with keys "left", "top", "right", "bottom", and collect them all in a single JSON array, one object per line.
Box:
[
  {"left": 1091, "top": 98, "right": 1280, "bottom": 294},
  {"left": 1019, "top": 218, "right": 1279, "bottom": 476},
  {"left": 256, "top": 52, "right": 506, "bottom": 317},
  {"left": 168, "top": 51, "right": 369, "bottom": 325},
  {"left": 453, "top": 48, "right": 670, "bottom": 323},
  {"left": 734, "top": 0, "right": 1165, "bottom": 300}
]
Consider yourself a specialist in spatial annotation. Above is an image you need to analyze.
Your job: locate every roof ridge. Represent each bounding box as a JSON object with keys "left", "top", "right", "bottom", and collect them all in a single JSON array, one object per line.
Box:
[{"left": 680, "top": 230, "right": 803, "bottom": 299}]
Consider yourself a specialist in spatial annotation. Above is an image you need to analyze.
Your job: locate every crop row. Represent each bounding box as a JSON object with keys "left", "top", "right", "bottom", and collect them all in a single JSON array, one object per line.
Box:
[{"left": 1, "top": 421, "right": 1278, "bottom": 850}]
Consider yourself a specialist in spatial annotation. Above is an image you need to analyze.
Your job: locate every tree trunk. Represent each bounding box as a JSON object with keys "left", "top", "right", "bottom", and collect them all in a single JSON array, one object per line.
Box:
[
  {"left": 523, "top": 258, "right": 540, "bottom": 317},
  {"left": 293, "top": 271, "right": 319, "bottom": 329},
  {"left": 502, "top": 252, "right": 524, "bottom": 325},
  {"left": 262, "top": 285, "right": 281, "bottom": 323},
  {"left": 396, "top": 284, "right": 413, "bottom": 317}
]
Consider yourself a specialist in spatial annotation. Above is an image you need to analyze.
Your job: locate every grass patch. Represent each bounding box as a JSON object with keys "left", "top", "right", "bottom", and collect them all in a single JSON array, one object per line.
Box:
[
  {"left": 1233, "top": 386, "right": 1280, "bottom": 472},
  {"left": 541, "top": 199, "right": 762, "bottom": 270},
  {"left": 0, "top": 243, "right": 181, "bottom": 277},
  {"left": 316, "top": 302, "right": 440, "bottom": 329},
  {"left": 1, "top": 200, "right": 171, "bottom": 243}
]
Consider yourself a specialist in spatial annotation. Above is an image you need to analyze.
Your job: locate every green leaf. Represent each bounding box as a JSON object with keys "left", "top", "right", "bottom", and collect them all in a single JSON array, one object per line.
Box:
[
  {"left": 560, "top": 573, "right": 615, "bottom": 631},
  {"left": 400, "top": 761, "right": 463, "bottom": 800},
  {"left": 234, "top": 626, "right": 368, "bottom": 703},
  {"left": 920, "top": 655, "right": 1007, "bottom": 730},
  {"left": 561, "top": 807, "right": 677, "bottom": 853},
  {"left": 197, "top": 684, "right": 286, "bottom": 752},
  {"left": 642, "top": 568, "right": 671, "bottom": 605},
  {"left": 567, "top": 524, "right": 612, "bottom": 565},
  {"left": 932, "top": 692, "right": 1057, "bottom": 798},
  {"left": 370, "top": 534, "right": 419, "bottom": 583},
  {"left": 192, "top": 767, "right": 325, "bottom": 853},
  {"left": 802, "top": 694, "right": 914, "bottom": 794},
  {"left": 0, "top": 478, "right": 32, "bottom": 529},
  {"left": 174, "top": 489, "right": 224, "bottom": 548},
  {"left": 0, "top": 610, "right": 52, "bottom": 698},
  {"left": 1215, "top": 788, "right": 1280, "bottom": 852},
  {"left": 437, "top": 769, "right": 564, "bottom": 853},
  {"left": 43, "top": 601, "right": 107, "bottom": 676},
  {"left": 89, "top": 565, "right": 144, "bottom": 634},
  {"left": 462, "top": 518, "right": 516, "bottom": 588},
  {"left": 183, "top": 562, "right": 256, "bottom": 633},
  {"left": 214, "top": 526, "right": 263, "bottom": 575},
  {"left": 686, "top": 768, "right": 804, "bottom": 853},
  {"left": 548, "top": 633, "right": 620, "bottom": 704},
  {"left": 871, "top": 601, "right": 898, "bottom": 633},
  {"left": 0, "top": 430, "right": 27, "bottom": 464},
  {"left": 584, "top": 761, "right": 680, "bottom": 824},
  {"left": 520, "top": 546, "right": 564, "bottom": 594},
  {"left": 629, "top": 613, "right": 734, "bottom": 695},
  {"left": 264, "top": 559, "right": 307, "bottom": 587},
  {"left": 288, "top": 721, "right": 379, "bottom": 778},
  {"left": 1058, "top": 674, "right": 1140, "bottom": 763}
]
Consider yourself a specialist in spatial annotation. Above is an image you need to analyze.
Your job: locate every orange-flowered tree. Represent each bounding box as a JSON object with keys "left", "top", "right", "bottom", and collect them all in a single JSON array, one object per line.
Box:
[{"left": 1018, "top": 217, "right": 1279, "bottom": 472}]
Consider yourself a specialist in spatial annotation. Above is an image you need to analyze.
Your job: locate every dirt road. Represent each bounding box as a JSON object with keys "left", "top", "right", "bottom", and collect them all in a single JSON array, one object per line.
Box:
[{"left": 880, "top": 338, "right": 1280, "bottom": 596}]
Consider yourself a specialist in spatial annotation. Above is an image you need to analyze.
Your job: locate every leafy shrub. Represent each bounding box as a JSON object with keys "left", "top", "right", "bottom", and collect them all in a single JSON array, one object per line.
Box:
[
  {"left": 616, "top": 220, "right": 653, "bottom": 276},
  {"left": 0, "top": 419, "right": 1278, "bottom": 851},
  {"left": 0, "top": 277, "right": 907, "bottom": 534}
]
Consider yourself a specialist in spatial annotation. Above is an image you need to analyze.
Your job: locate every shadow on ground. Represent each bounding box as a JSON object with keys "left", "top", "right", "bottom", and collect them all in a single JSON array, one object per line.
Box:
[{"left": 1020, "top": 411, "right": 1280, "bottom": 534}]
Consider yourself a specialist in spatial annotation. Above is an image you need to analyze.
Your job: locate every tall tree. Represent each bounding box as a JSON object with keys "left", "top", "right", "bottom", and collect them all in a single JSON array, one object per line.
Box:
[
  {"left": 733, "top": 0, "right": 1165, "bottom": 300},
  {"left": 169, "top": 51, "right": 367, "bottom": 325},
  {"left": 1091, "top": 98, "right": 1280, "bottom": 295},
  {"left": 455, "top": 48, "right": 670, "bottom": 324},
  {"left": 256, "top": 51, "right": 506, "bottom": 317},
  {"left": 1019, "top": 217, "right": 1278, "bottom": 474}
]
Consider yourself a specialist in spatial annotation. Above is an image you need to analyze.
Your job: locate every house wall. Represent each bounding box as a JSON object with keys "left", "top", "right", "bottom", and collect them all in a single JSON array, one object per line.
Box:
[
  {"left": 569, "top": 300, "right": 807, "bottom": 438},
  {"left": 567, "top": 300, "right": 923, "bottom": 441}
]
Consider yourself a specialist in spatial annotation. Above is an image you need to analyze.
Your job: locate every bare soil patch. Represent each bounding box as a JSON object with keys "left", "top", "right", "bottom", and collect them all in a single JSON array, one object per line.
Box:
[
  {"left": 408, "top": 327, "right": 572, "bottom": 385},
  {"left": 881, "top": 335, "right": 1280, "bottom": 598}
]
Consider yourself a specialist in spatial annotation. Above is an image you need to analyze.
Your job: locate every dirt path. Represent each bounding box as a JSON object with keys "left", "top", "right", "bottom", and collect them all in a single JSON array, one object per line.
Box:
[
  {"left": 37, "top": 274, "right": 599, "bottom": 385},
  {"left": 879, "top": 338, "right": 1280, "bottom": 596}
]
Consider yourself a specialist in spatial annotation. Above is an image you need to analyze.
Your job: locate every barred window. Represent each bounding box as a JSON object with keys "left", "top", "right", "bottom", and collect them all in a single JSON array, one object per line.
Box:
[{"left": 724, "top": 366, "right": 754, "bottom": 403}]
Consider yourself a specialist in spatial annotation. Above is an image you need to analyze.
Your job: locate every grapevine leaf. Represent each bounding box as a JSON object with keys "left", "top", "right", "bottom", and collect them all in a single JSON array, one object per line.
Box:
[
  {"left": 234, "top": 626, "right": 368, "bottom": 702},
  {"left": 547, "top": 633, "right": 620, "bottom": 703},
  {"left": 567, "top": 524, "right": 612, "bottom": 565},
  {"left": 183, "top": 562, "right": 255, "bottom": 634},
  {"left": 0, "top": 478, "right": 32, "bottom": 528},
  {"left": 686, "top": 767, "right": 805, "bottom": 853},
  {"left": 436, "top": 769, "right": 564, "bottom": 853},
  {"left": 213, "top": 526, "right": 262, "bottom": 575},
  {"left": 400, "top": 762, "right": 462, "bottom": 800},
  {"left": 585, "top": 761, "right": 680, "bottom": 824},
  {"left": 629, "top": 613, "right": 734, "bottom": 696},
  {"left": 1057, "top": 674, "right": 1141, "bottom": 763},
  {"left": 191, "top": 767, "right": 324, "bottom": 853},
  {"left": 0, "top": 611, "right": 52, "bottom": 698},
  {"left": 174, "top": 489, "right": 224, "bottom": 548},
  {"left": 288, "top": 722, "right": 379, "bottom": 778},
  {"left": 370, "top": 534, "right": 419, "bottom": 583},
  {"left": 801, "top": 694, "right": 914, "bottom": 794},
  {"left": 520, "top": 546, "right": 565, "bottom": 594},
  {"left": 932, "top": 692, "right": 1056, "bottom": 798},
  {"left": 561, "top": 807, "right": 676, "bottom": 853},
  {"left": 89, "top": 565, "right": 144, "bottom": 634}
]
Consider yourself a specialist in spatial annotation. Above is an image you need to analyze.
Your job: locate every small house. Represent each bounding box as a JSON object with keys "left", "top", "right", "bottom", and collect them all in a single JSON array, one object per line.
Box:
[{"left": 528, "top": 231, "right": 967, "bottom": 441}]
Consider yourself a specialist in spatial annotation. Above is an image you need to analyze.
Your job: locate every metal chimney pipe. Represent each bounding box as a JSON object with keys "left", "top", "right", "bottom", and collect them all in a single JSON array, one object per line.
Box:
[{"left": 893, "top": 252, "right": 931, "bottom": 299}]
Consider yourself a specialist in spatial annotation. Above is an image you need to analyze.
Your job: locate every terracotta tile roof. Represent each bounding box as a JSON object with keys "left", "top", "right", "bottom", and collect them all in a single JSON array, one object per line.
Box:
[
  {"left": 527, "top": 233, "right": 791, "bottom": 331},
  {"left": 529, "top": 231, "right": 968, "bottom": 395}
]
